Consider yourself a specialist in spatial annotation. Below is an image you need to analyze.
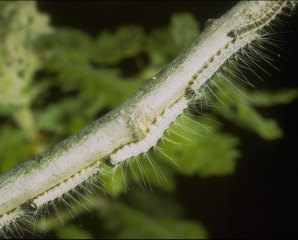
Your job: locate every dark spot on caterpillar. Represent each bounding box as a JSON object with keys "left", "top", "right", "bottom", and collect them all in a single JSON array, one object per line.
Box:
[
  {"left": 185, "top": 86, "right": 196, "bottom": 98},
  {"left": 20, "top": 201, "right": 37, "bottom": 212},
  {"left": 227, "top": 30, "right": 238, "bottom": 38},
  {"left": 104, "top": 157, "right": 116, "bottom": 168},
  {"left": 29, "top": 202, "right": 37, "bottom": 211}
]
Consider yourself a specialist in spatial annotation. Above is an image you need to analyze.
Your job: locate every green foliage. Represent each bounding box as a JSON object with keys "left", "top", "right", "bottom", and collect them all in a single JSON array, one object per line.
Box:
[
  {"left": 0, "top": 127, "right": 33, "bottom": 172},
  {"left": 0, "top": 2, "right": 52, "bottom": 140},
  {"left": 0, "top": 2, "right": 297, "bottom": 239},
  {"left": 93, "top": 26, "right": 144, "bottom": 65},
  {"left": 159, "top": 116, "right": 240, "bottom": 177},
  {"left": 146, "top": 13, "right": 200, "bottom": 66},
  {"left": 99, "top": 202, "right": 207, "bottom": 238},
  {"left": 212, "top": 78, "right": 297, "bottom": 140},
  {"left": 56, "top": 224, "right": 93, "bottom": 239},
  {"left": 98, "top": 189, "right": 208, "bottom": 238}
]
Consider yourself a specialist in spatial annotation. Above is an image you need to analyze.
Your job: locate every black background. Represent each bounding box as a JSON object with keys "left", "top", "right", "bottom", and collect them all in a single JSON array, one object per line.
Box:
[{"left": 37, "top": 1, "right": 298, "bottom": 238}]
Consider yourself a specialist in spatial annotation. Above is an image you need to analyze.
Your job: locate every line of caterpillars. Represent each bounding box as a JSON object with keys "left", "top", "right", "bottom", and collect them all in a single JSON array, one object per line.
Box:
[
  {"left": 104, "top": 1, "right": 294, "bottom": 168},
  {"left": 0, "top": 0, "right": 297, "bottom": 238},
  {"left": 227, "top": 1, "right": 288, "bottom": 38}
]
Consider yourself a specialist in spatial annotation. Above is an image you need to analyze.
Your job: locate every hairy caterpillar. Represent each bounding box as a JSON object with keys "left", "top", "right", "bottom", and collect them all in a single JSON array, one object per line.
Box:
[
  {"left": 188, "top": 32, "right": 258, "bottom": 95},
  {"left": 105, "top": 97, "right": 188, "bottom": 167},
  {"left": 0, "top": 162, "right": 102, "bottom": 238},
  {"left": 190, "top": 0, "right": 295, "bottom": 95},
  {"left": 0, "top": 1, "right": 297, "bottom": 238},
  {"left": 0, "top": 206, "right": 34, "bottom": 239},
  {"left": 104, "top": 0, "right": 297, "bottom": 168},
  {"left": 227, "top": 1, "right": 288, "bottom": 38},
  {"left": 0, "top": 207, "right": 23, "bottom": 238},
  {"left": 29, "top": 161, "right": 101, "bottom": 210}
]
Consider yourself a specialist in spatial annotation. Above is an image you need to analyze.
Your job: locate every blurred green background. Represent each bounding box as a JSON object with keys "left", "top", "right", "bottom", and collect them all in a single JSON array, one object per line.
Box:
[{"left": 0, "top": 1, "right": 298, "bottom": 238}]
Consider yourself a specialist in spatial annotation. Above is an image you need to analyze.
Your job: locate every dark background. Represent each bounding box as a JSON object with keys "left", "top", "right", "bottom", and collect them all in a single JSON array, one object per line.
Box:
[{"left": 37, "top": 1, "right": 298, "bottom": 238}]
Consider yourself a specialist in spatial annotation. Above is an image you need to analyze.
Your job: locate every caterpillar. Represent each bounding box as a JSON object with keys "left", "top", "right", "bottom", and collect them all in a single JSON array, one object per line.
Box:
[
  {"left": 103, "top": 1, "right": 297, "bottom": 169},
  {"left": 105, "top": 97, "right": 189, "bottom": 167},
  {"left": 29, "top": 161, "right": 102, "bottom": 211},
  {"left": 227, "top": 1, "right": 288, "bottom": 38},
  {"left": 188, "top": 32, "right": 258, "bottom": 95},
  {"left": 190, "top": 1, "right": 295, "bottom": 95},
  {"left": 0, "top": 206, "right": 33, "bottom": 239},
  {"left": 0, "top": 161, "right": 102, "bottom": 238}
]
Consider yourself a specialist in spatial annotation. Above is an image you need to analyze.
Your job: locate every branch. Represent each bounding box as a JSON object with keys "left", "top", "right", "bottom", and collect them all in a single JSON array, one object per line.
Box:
[{"left": 0, "top": 0, "right": 297, "bottom": 234}]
